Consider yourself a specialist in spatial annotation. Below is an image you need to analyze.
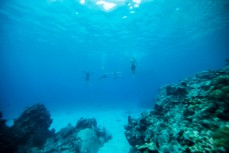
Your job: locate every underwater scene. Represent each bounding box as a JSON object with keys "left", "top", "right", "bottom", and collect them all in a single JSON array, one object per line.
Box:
[{"left": 1, "top": 0, "right": 229, "bottom": 152}]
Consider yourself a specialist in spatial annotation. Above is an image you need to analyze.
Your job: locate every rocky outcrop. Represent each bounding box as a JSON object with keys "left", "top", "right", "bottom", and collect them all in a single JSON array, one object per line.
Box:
[
  {"left": 12, "top": 104, "right": 53, "bottom": 147},
  {"left": 0, "top": 104, "right": 111, "bottom": 153},
  {"left": 125, "top": 66, "right": 229, "bottom": 153},
  {"left": 34, "top": 118, "right": 112, "bottom": 153},
  {"left": 0, "top": 104, "right": 52, "bottom": 153},
  {"left": 0, "top": 111, "right": 14, "bottom": 152}
]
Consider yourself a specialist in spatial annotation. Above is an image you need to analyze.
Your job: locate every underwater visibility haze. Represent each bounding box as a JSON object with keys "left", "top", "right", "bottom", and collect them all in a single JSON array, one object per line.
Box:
[
  {"left": 0, "top": 0, "right": 229, "bottom": 117},
  {"left": 1, "top": 0, "right": 229, "bottom": 153}
]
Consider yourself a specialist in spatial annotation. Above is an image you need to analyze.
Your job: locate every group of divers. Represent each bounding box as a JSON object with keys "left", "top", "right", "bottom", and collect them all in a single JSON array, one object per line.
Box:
[{"left": 83, "top": 57, "right": 137, "bottom": 82}]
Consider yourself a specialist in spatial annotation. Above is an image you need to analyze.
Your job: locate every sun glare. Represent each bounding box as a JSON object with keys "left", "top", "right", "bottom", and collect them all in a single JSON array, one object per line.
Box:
[
  {"left": 96, "top": 1, "right": 117, "bottom": 11},
  {"left": 75, "top": 0, "right": 143, "bottom": 12},
  {"left": 80, "top": 0, "right": 85, "bottom": 4}
]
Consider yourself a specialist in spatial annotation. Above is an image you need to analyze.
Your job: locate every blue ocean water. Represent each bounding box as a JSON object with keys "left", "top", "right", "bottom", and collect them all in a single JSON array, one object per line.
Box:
[{"left": 0, "top": 0, "right": 229, "bottom": 118}]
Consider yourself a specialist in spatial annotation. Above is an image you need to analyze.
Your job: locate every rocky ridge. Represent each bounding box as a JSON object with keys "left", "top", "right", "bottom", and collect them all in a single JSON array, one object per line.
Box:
[{"left": 125, "top": 66, "right": 229, "bottom": 153}]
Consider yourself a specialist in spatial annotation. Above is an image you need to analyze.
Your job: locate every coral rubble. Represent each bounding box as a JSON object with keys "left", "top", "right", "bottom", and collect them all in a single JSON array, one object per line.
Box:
[
  {"left": 125, "top": 66, "right": 229, "bottom": 153},
  {"left": 0, "top": 104, "right": 111, "bottom": 153}
]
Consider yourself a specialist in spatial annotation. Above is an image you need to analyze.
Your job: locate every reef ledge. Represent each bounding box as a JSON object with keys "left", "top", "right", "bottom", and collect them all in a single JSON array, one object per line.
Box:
[{"left": 125, "top": 66, "right": 229, "bottom": 153}]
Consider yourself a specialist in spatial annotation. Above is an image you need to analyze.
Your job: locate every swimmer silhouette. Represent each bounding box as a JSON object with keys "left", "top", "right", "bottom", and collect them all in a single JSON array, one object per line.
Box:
[
  {"left": 84, "top": 72, "right": 92, "bottom": 82},
  {"left": 112, "top": 71, "right": 123, "bottom": 80},
  {"left": 98, "top": 73, "right": 110, "bottom": 80},
  {"left": 130, "top": 57, "right": 137, "bottom": 74}
]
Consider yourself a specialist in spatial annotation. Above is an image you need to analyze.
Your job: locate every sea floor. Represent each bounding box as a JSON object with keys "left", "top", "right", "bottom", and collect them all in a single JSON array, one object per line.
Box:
[{"left": 49, "top": 105, "right": 145, "bottom": 153}]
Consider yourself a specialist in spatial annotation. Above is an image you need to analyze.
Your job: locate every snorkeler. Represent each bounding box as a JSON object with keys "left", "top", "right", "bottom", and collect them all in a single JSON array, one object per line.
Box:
[
  {"left": 112, "top": 71, "right": 124, "bottom": 80},
  {"left": 83, "top": 72, "right": 92, "bottom": 82},
  {"left": 98, "top": 73, "right": 110, "bottom": 80},
  {"left": 130, "top": 57, "right": 137, "bottom": 74}
]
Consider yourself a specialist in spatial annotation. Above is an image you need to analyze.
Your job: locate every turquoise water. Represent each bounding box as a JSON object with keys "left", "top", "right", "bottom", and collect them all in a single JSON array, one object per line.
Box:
[{"left": 0, "top": 0, "right": 229, "bottom": 117}]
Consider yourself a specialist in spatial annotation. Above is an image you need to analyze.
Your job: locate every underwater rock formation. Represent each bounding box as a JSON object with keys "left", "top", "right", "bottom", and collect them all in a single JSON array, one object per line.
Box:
[
  {"left": 36, "top": 118, "right": 112, "bottom": 153},
  {"left": 12, "top": 104, "right": 53, "bottom": 147},
  {"left": 125, "top": 66, "right": 229, "bottom": 153},
  {"left": 0, "top": 111, "right": 14, "bottom": 152},
  {"left": 0, "top": 104, "right": 111, "bottom": 153},
  {"left": 0, "top": 104, "right": 52, "bottom": 153}
]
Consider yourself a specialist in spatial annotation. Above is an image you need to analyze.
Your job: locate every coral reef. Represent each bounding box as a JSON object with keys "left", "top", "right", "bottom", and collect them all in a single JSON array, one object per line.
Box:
[
  {"left": 0, "top": 104, "right": 111, "bottom": 153},
  {"left": 125, "top": 66, "right": 229, "bottom": 152}
]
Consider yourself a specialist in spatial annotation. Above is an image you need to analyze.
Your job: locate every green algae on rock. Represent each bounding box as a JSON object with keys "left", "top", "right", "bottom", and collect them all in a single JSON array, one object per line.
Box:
[{"left": 213, "top": 126, "right": 229, "bottom": 150}]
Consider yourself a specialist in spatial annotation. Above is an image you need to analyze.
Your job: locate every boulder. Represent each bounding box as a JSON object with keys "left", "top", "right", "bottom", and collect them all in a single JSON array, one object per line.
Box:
[{"left": 77, "top": 128, "right": 100, "bottom": 153}]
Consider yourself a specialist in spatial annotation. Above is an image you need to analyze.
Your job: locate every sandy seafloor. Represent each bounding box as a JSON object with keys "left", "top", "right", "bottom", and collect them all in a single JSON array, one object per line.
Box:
[{"left": 49, "top": 104, "right": 146, "bottom": 153}]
